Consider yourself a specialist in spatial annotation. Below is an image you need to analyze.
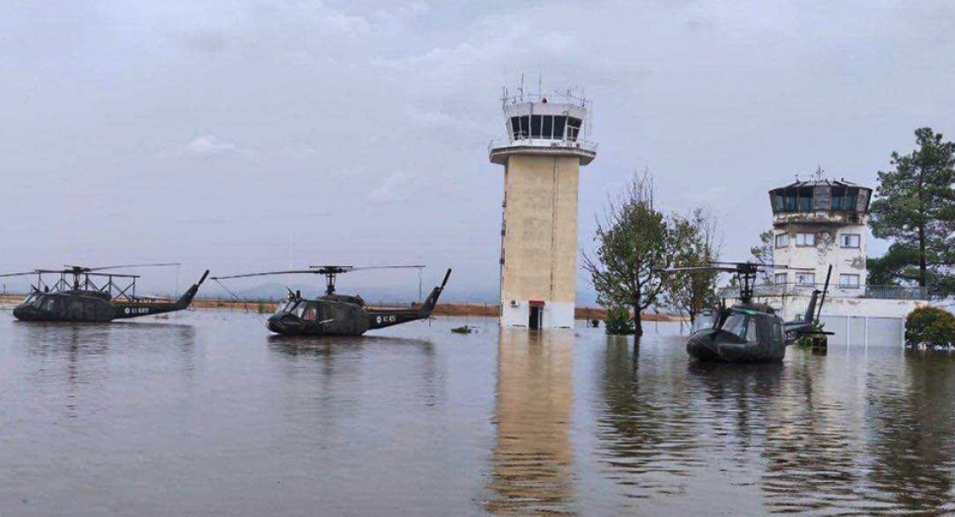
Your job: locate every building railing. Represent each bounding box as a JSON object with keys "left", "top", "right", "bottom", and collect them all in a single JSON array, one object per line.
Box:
[
  {"left": 864, "top": 285, "right": 929, "bottom": 300},
  {"left": 717, "top": 283, "right": 929, "bottom": 301},
  {"left": 487, "top": 137, "right": 598, "bottom": 153},
  {"left": 502, "top": 91, "right": 589, "bottom": 108}
]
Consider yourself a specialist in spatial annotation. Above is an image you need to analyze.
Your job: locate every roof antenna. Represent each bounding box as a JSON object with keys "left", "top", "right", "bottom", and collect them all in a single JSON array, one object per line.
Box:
[{"left": 814, "top": 165, "right": 825, "bottom": 181}]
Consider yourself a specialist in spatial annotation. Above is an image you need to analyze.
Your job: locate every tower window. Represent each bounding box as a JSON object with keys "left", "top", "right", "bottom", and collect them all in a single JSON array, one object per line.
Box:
[
  {"left": 567, "top": 117, "right": 582, "bottom": 142},
  {"left": 774, "top": 233, "right": 789, "bottom": 248},
  {"left": 775, "top": 273, "right": 788, "bottom": 285},
  {"left": 795, "top": 233, "right": 816, "bottom": 247},
  {"left": 839, "top": 234, "right": 861, "bottom": 248},
  {"left": 839, "top": 274, "right": 860, "bottom": 288},
  {"left": 530, "top": 115, "right": 542, "bottom": 138},
  {"left": 553, "top": 116, "right": 566, "bottom": 139},
  {"left": 795, "top": 272, "right": 816, "bottom": 286},
  {"left": 542, "top": 116, "right": 553, "bottom": 139},
  {"left": 797, "top": 187, "right": 813, "bottom": 212}
]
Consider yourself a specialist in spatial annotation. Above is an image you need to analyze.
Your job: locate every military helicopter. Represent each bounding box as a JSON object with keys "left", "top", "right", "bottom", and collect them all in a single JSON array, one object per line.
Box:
[
  {"left": 0, "top": 264, "right": 209, "bottom": 323},
  {"left": 211, "top": 265, "right": 452, "bottom": 336},
  {"left": 666, "top": 262, "right": 831, "bottom": 363}
]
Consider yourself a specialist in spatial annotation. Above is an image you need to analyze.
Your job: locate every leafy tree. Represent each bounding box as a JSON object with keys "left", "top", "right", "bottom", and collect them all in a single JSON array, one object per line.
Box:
[
  {"left": 905, "top": 306, "right": 955, "bottom": 350},
  {"left": 750, "top": 229, "right": 775, "bottom": 284},
  {"left": 869, "top": 128, "right": 955, "bottom": 297},
  {"left": 583, "top": 172, "right": 675, "bottom": 336},
  {"left": 604, "top": 306, "right": 634, "bottom": 336},
  {"left": 663, "top": 208, "right": 722, "bottom": 324}
]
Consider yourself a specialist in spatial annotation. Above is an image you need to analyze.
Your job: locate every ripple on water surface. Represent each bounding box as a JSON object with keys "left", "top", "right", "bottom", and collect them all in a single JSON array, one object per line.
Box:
[{"left": 0, "top": 311, "right": 953, "bottom": 516}]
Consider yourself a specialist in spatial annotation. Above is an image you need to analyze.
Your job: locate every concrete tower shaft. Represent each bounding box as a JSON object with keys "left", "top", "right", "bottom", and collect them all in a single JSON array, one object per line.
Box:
[{"left": 489, "top": 92, "right": 597, "bottom": 329}]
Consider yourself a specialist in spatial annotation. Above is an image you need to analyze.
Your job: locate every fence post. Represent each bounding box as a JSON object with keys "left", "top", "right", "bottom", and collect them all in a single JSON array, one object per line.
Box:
[
  {"left": 846, "top": 317, "right": 851, "bottom": 348},
  {"left": 900, "top": 319, "right": 906, "bottom": 350},
  {"left": 864, "top": 317, "right": 869, "bottom": 352}
]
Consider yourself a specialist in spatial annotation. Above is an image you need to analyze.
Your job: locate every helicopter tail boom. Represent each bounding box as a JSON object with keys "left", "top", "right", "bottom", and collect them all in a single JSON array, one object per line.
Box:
[
  {"left": 174, "top": 270, "right": 210, "bottom": 309},
  {"left": 420, "top": 269, "right": 452, "bottom": 315},
  {"left": 109, "top": 270, "right": 209, "bottom": 320}
]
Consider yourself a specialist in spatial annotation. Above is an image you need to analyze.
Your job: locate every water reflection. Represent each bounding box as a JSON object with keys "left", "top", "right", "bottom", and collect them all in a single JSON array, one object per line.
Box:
[
  {"left": 486, "top": 329, "right": 576, "bottom": 515},
  {"left": 756, "top": 354, "right": 865, "bottom": 514},
  {"left": 13, "top": 321, "right": 197, "bottom": 417},
  {"left": 865, "top": 351, "right": 955, "bottom": 515},
  {"left": 596, "top": 337, "right": 710, "bottom": 499}
]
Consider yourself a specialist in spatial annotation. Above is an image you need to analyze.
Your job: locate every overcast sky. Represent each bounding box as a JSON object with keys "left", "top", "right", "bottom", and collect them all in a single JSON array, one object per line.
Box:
[{"left": 2, "top": 0, "right": 953, "bottom": 301}]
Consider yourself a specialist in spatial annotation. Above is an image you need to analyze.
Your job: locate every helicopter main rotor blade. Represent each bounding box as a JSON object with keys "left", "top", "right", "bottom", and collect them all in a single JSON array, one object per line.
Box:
[
  {"left": 661, "top": 266, "right": 736, "bottom": 273},
  {"left": 309, "top": 265, "right": 426, "bottom": 272},
  {"left": 210, "top": 270, "right": 326, "bottom": 281},
  {"left": 66, "top": 262, "right": 182, "bottom": 272},
  {"left": 0, "top": 271, "right": 40, "bottom": 278},
  {"left": 710, "top": 261, "right": 814, "bottom": 271}
]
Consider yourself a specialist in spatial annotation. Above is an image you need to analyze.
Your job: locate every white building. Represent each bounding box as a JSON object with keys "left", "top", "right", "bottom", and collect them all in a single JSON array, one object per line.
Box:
[
  {"left": 761, "top": 178, "right": 927, "bottom": 346},
  {"left": 488, "top": 91, "right": 597, "bottom": 329}
]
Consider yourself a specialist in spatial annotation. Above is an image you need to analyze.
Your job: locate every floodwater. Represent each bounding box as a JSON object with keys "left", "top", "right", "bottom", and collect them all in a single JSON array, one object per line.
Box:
[{"left": 0, "top": 310, "right": 953, "bottom": 516}]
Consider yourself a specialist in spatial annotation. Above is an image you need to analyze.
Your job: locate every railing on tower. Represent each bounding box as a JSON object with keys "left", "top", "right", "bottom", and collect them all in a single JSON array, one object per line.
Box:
[
  {"left": 717, "top": 282, "right": 928, "bottom": 301},
  {"left": 487, "top": 137, "right": 598, "bottom": 153}
]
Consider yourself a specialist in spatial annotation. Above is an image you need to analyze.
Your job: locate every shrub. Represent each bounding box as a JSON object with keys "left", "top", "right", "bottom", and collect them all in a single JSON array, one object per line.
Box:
[
  {"left": 905, "top": 306, "right": 955, "bottom": 350},
  {"left": 605, "top": 306, "right": 634, "bottom": 336}
]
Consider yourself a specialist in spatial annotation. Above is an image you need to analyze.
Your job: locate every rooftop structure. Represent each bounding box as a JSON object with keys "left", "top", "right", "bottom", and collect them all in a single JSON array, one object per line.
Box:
[{"left": 769, "top": 178, "right": 872, "bottom": 226}]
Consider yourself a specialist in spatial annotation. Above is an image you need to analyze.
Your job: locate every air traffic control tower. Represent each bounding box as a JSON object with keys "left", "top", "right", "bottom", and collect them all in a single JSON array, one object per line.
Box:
[{"left": 489, "top": 90, "right": 597, "bottom": 329}]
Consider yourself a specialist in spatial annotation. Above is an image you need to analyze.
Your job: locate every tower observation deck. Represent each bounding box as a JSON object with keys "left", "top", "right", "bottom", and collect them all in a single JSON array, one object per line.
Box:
[{"left": 489, "top": 91, "right": 597, "bottom": 329}]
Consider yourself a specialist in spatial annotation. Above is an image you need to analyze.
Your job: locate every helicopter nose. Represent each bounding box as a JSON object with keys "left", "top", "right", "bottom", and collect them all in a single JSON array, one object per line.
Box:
[{"left": 12, "top": 305, "right": 34, "bottom": 320}]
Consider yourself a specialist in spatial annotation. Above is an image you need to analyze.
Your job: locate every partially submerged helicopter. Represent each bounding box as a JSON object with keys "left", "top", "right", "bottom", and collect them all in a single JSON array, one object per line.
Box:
[
  {"left": 667, "top": 262, "right": 831, "bottom": 363},
  {"left": 0, "top": 264, "right": 209, "bottom": 323},
  {"left": 211, "top": 265, "right": 452, "bottom": 336}
]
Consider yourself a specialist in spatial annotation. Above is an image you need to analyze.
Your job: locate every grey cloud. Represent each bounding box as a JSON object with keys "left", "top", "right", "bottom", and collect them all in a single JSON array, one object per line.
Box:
[{"left": 1, "top": 0, "right": 953, "bottom": 303}]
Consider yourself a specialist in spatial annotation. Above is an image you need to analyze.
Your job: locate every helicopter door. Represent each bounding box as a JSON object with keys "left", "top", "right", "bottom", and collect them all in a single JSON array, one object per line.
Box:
[{"left": 302, "top": 303, "right": 318, "bottom": 322}]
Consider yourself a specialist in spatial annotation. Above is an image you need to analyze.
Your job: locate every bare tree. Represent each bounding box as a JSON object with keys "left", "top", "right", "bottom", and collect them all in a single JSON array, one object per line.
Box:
[
  {"left": 750, "top": 229, "right": 774, "bottom": 284},
  {"left": 664, "top": 208, "right": 722, "bottom": 324}
]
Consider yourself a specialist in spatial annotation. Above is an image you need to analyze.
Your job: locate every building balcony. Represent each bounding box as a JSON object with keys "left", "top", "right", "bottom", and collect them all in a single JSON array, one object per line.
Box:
[{"left": 488, "top": 137, "right": 598, "bottom": 165}]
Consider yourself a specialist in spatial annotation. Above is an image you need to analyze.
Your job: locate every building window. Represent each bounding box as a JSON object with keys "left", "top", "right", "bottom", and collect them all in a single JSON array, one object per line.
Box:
[
  {"left": 839, "top": 274, "right": 860, "bottom": 288},
  {"left": 542, "top": 116, "right": 553, "bottom": 139},
  {"left": 839, "top": 233, "right": 861, "bottom": 248},
  {"left": 567, "top": 117, "right": 582, "bottom": 142},
  {"left": 774, "top": 233, "right": 789, "bottom": 248},
  {"left": 775, "top": 273, "right": 788, "bottom": 285},
  {"left": 530, "top": 115, "right": 542, "bottom": 138},
  {"left": 795, "top": 233, "right": 816, "bottom": 247},
  {"left": 553, "top": 116, "right": 566, "bottom": 140},
  {"left": 795, "top": 272, "right": 816, "bottom": 286}
]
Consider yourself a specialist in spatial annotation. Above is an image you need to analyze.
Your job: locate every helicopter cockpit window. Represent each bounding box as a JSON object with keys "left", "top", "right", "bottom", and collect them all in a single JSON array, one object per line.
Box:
[
  {"left": 275, "top": 299, "right": 297, "bottom": 315},
  {"left": 691, "top": 311, "right": 716, "bottom": 333},
  {"left": 722, "top": 312, "right": 749, "bottom": 340}
]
